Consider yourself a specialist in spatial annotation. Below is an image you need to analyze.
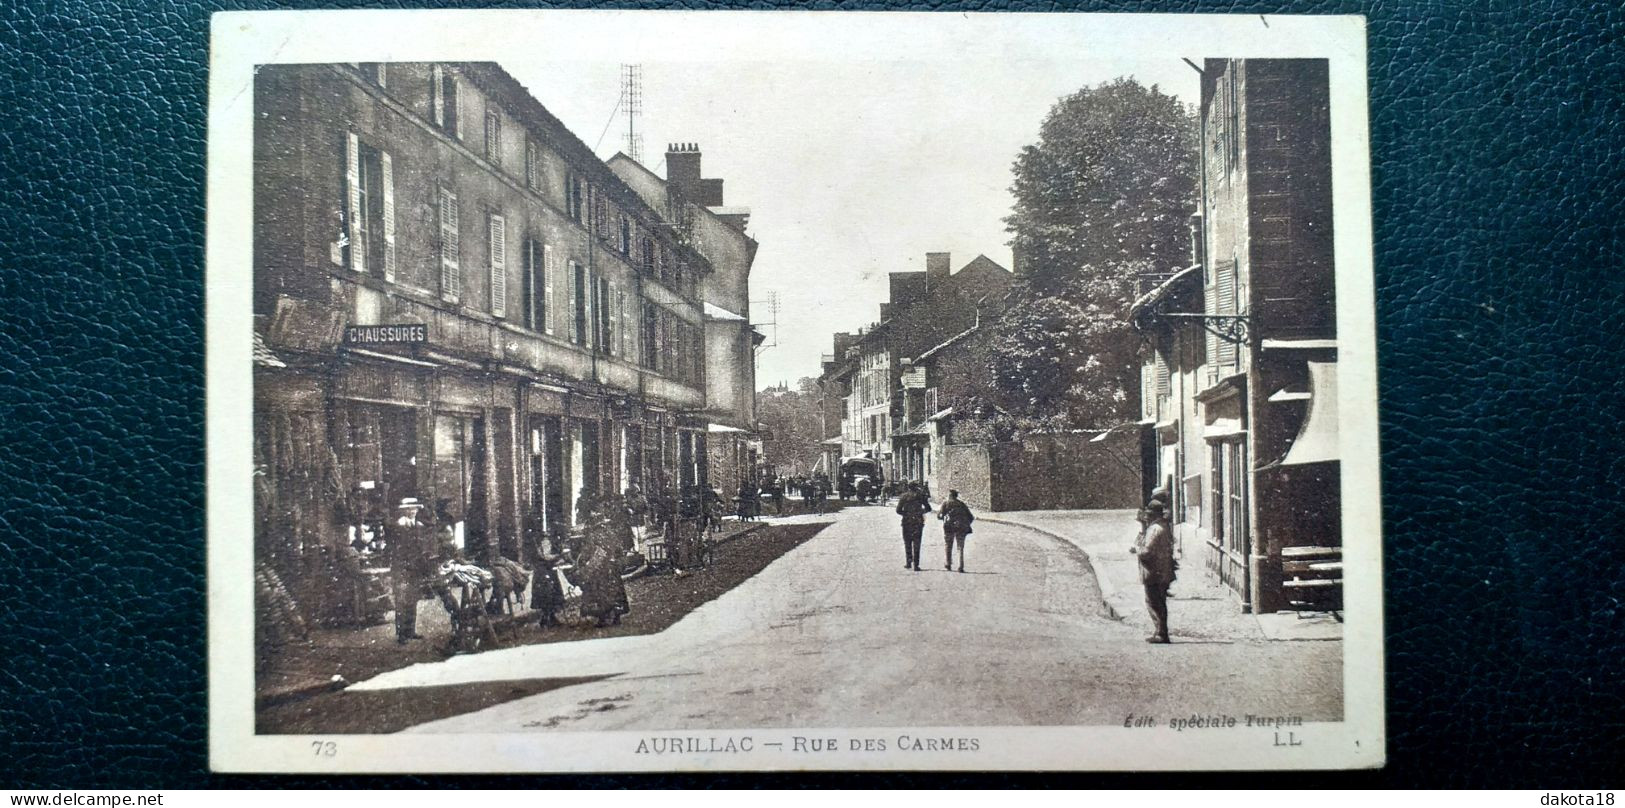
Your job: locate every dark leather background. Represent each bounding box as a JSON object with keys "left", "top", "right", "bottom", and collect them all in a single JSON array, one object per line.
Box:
[{"left": 2, "top": 0, "right": 1621, "bottom": 789}]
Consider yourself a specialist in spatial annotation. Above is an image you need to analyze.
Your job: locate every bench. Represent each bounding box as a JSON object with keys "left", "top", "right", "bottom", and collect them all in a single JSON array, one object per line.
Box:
[{"left": 1280, "top": 545, "right": 1343, "bottom": 616}]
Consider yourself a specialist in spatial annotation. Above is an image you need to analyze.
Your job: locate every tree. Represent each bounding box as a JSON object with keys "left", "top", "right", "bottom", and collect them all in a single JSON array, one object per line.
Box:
[{"left": 987, "top": 77, "right": 1197, "bottom": 430}]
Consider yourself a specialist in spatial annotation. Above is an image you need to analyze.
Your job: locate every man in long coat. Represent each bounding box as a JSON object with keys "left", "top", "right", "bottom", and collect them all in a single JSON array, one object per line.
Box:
[
  {"left": 1131, "top": 500, "right": 1176, "bottom": 643},
  {"left": 937, "top": 489, "right": 975, "bottom": 572},
  {"left": 386, "top": 497, "right": 435, "bottom": 644},
  {"left": 895, "top": 482, "right": 932, "bottom": 571}
]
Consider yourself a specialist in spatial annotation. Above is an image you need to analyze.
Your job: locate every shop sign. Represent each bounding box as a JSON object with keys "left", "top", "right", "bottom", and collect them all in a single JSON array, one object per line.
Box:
[{"left": 343, "top": 323, "right": 428, "bottom": 345}]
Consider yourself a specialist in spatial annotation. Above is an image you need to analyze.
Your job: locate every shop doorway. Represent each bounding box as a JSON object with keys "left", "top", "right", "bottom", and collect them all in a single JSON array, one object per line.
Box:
[
  {"left": 434, "top": 413, "right": 488, "bottom": 560},
  {"left": 526, "top": 415, "right": 565, "bottom": 551}
]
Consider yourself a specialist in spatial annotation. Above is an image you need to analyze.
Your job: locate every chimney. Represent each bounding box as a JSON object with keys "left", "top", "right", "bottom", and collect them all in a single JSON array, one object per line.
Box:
[
  {"left": 926, "top": 252, "right": 951, "bottom": 289},
  {"left": 666, "top": 142, "right": 703, "bottom": 200}
]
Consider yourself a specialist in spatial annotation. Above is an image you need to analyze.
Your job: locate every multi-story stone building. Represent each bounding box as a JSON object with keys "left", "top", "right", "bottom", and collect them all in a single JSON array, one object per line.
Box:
[
  {"left": 608, "top": 144, "right": 762, "bottom": 490},
  {"left": 252, "top": 62, "right": 731, "bottom": 617},
  {"left": 1130, "top": 58, "right": 1338, "bottom": 614}
]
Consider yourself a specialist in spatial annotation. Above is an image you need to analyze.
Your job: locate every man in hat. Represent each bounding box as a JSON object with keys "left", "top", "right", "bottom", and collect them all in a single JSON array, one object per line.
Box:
[
  {"left": 937, "top": 489, "right": 975, "bottom": 572},
  {"left": 895, "top": 482, "right": 932, "bottom": 570},
  {"left": 1131, "top": 500, "right": 1176, "bottom": 643},
  {"left": 386, "top": 497, "right": 435, "bottom": 644}
]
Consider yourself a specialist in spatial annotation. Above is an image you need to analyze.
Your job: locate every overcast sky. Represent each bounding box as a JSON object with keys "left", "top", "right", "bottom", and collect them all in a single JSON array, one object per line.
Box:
[{"left": 505, "top": 57, "right": 1198, "bottom": 389}]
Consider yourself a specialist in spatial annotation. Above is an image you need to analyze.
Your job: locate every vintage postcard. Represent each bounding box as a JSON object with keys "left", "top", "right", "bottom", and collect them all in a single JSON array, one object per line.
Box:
[{"left": 208, "top": 10, "right": 1382, "bottom": 772}]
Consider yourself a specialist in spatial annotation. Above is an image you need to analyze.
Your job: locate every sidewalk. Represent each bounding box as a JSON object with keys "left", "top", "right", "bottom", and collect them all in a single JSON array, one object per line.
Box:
[
  {"left": 257, "top": 519, "right": 772, "bottom": 713},
  {"left": 984, "top": 510, "right": 1341, "bottom": 643}
]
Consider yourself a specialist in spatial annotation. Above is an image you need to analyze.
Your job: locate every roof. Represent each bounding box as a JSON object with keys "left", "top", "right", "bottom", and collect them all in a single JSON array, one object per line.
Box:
[
  {"left": 606, "top": 153, "right": 759, "bottom": 252},
  {"left": 1127, "top": 264, "right": 1201, "bottom": 321}
]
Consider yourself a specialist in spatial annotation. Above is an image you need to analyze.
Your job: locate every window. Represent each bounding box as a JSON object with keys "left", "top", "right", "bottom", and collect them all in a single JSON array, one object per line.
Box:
[
  {"left": 522, "top": 238, "right": 544, "bottom": 331},
  {"left": 438, "top": 187, "right": 460, "bottom": 301},
  {"left": 640, "top": 237, "right": 654, "bottom": 274},
  {"left": 344, "top": 132, "right": 394, "bottom": 279},
  {"left": 525, "top": 140, "right": 541, "bottom": 190},
  {"left": 619, "top": 215, "right": 631, "bottom": 255},
  {"left": 484, "top": 109, "right": 501, "bottom": 161},
  {"left": 566, "top": 174, "right": 584, "bottom": 223},
  {"left": 642, "top": 304, "right": 657, "bottom": 368},
  {"left": 572, "top": 261, "right": 587, "bottom": 345},
  {"left": 488, "top": 213, "right": 507, "bottom": 318},
  {"left": 616, "top": 289, "right": 631, "bottom": 359},
  {"left": 431, "top": 65, "right": 458, "bottom": 138},
  {"left": 1227, "top": 60, "right": 1241, "bottom": 174},
  {"left": 596, "top": 277, "right": 612, "bottom": 351}
]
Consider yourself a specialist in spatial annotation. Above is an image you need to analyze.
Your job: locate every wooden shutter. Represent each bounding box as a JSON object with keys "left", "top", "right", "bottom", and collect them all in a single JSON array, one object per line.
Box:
[
  {"left": 439, "top": 188, "right": 460, "bottom": 301},
  {"left": 380, "top": 150, "right": 396, "bottom": 282},
  {"left": 431, "top": 65, "right": 444, "bottom": 127},
  {"left": 444, "top": 71, "right": 459, "bottom": 138},
  {"left": 345, "top": 132, "right": 365, "bottom": 274},
  {"left": 567, "top": 261, "right": 579, "bottom": 344},
  {"left": 542, "top": 244, "right": 556, "bottom": 336},
  {"left": 489, "top": 214, "right": 507, "bottom": 318},
  {"left": 1216, "top": 259, "right": 1237, "bottom": 366}
]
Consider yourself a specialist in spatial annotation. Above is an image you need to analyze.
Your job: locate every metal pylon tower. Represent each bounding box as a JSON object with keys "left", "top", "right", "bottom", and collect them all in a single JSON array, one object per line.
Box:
[
  {"left": 620, "top": 64, "right": 644, "bottom": 163},
  {"left": 751, "top": 292, "right": 780, "bottom": 356}
]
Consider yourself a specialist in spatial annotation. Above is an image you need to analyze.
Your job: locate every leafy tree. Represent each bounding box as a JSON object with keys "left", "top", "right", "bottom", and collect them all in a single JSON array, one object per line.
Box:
[{"left": 985, "top": 77, "right": 1197, "bottom": 430}]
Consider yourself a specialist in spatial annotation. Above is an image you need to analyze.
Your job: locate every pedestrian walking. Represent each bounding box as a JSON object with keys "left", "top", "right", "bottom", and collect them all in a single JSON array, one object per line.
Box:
[
  {"left": 895, "top": 482, "right": 932, "bottom": 571},
  {"left": 937, "top": 489, "right": 975, "bottom": 572},
  {"left": 385, "top": 497, "right": 434, "bottom": 644},
  {"left": 1131, "top": 500, "right": 1176, "bottom": 643}
]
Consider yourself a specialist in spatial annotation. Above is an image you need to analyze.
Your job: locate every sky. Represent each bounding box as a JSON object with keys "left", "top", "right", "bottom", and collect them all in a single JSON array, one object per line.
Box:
[{"left": 504, "top": 56, "right": 1198, "bottom": 389}]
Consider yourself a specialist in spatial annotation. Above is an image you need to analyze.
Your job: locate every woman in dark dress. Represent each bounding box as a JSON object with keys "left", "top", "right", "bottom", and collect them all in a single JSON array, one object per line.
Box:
[{"left": 528, "top": 527, "right": 567, "bottom": 628}]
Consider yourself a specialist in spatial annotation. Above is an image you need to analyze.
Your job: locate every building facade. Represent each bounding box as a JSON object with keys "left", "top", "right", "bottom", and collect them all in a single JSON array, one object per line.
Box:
[
  {"left": 253, "top": 62, "right": 728, "bottom": 621},
  {"left": 609, "top": 145, "right": 762, "bottom": 491},
  {"left": 820, "top": 253, "right": 1012, "bottom": 481},
  {"left": 1130, "top": 58, "right": 1339, "bottom": 614}
]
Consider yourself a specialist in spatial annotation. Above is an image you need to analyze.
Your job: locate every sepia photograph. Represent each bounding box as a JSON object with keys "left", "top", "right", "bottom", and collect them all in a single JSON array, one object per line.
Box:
[{"left": 208, "top": 10, "right": 1381, "bottom": 772}]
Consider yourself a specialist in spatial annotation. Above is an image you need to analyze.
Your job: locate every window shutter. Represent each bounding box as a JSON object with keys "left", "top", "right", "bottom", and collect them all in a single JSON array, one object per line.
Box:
[
  {"left": 568, "top": 261, "right": 579, "bottom": 344},
  {"left": 345, "top": 132, "right": 365, "bottom": 274},
  {"left": 542, "top": 244, "right": 556, "bottom": 336},
  {"left": 526, "top": 141, "right": 539, "bottom": 189},
  {"left": 1155, "top": 351, "right": 1170, "bottom": 397},
  {"left": 439, "top": 188, "right": 460, "bottom": 301},
  {"left": 444, "top": 71, "right": 459, "bottom": 139},
  {"left": 1216, "top": 260, "right": 1238, "bottom": 366},
  {"left": 380, "top": 150, "right": 396, "bottom": 282},
  {"left": 489, "top": 214, "right": 507, "bottom": 318},
  {"left": 431, "top": 65, "right": 444, "bottom": 128}
]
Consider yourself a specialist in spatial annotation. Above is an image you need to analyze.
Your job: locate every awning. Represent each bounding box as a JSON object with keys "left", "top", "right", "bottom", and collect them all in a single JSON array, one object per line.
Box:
[
  {"left": 703, "top": 302, "right": 747, "bottom": 322},
  {"left": 1204, "top": 417, "right": 1246, "bottom": 440},
  {"left": 252, "top": 331, "right": 287, "bottom": 368},
  {"left": 1281, "top": 361, "right": 1339, "bottom": 465},
  {"left": 821, "top": 437, "right": 844, "bottom": 446},
  {"left": 926, "top": 407, "right": 955, "bottom": 422},
  {"left": 707, "top": 423, "right": 747, "bottom": 433}
]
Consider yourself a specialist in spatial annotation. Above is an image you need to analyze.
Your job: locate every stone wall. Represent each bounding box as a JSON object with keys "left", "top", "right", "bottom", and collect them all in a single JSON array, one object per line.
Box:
[{"left": 943, "top": 431, "right": 1142, "bottom": 512}]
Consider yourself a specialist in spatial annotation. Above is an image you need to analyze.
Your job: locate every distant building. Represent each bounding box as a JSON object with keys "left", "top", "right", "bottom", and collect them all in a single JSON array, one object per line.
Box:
[
  {"left": 820, "top": 253, "right": 1013, "bottom": 482},
  {"left": 1130, "top": 58, "right": 1338, "bottom": 614}
]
